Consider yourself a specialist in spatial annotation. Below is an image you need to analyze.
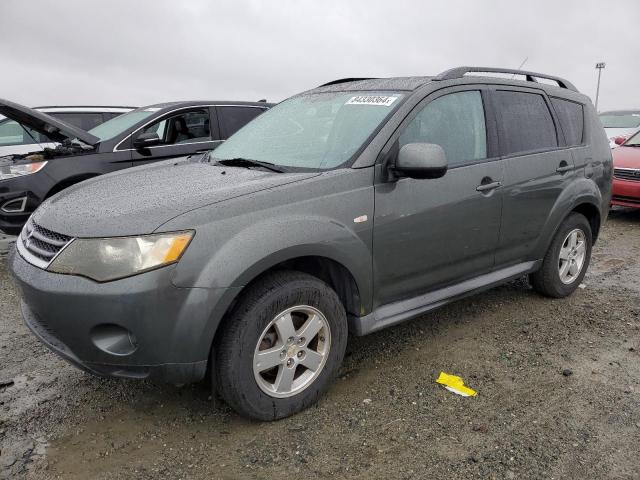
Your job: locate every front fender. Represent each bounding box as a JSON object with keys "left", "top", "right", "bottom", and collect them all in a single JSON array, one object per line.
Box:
[{"left": 173, "top": 214, "right": 372, "bottom": 301}]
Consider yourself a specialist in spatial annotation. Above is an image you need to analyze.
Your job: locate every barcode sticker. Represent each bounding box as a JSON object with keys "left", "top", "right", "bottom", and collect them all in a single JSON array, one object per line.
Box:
[{"left": 346, "top": 95, "right": 398, "bottom": 107}]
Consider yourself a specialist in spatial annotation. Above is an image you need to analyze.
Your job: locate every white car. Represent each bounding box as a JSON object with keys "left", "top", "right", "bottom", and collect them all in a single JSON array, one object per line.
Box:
[
  {"left": 0, "top": 106, "right": 134, "bottom": 157},
  {"left": 599, "top": 110, "right": 640, "bottom": 148}
]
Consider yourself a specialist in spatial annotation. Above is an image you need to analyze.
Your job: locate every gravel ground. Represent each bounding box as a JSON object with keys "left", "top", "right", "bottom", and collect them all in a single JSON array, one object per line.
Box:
[{"left": 1, "top": 208, "right": 639, "bottom": 480}]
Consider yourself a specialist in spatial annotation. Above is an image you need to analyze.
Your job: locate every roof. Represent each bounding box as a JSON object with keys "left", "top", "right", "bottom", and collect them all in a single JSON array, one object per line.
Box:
[
  {"left": 313, "top": 77, "right": 432, "bottom": 93},
  {"left": 35, "top": 105, "right": 136, "bottom": 109}
]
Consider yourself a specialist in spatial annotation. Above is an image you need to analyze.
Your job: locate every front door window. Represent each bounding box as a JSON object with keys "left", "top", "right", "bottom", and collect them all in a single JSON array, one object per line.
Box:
[{"left": 141, "top": 109, "right": 211, "bottom": 146}]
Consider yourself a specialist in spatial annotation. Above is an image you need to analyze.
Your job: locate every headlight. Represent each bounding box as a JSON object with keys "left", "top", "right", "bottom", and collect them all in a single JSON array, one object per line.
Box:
[
  {"left": 0, "top": 161, "right": 47, "bottom": 180},
  {"left": 48, "top": 231, "right": 194, "bottom": 282}
]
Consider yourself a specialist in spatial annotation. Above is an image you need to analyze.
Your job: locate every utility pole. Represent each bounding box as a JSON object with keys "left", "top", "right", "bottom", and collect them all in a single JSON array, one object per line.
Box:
[{"left": 595, "top": 62, "right": 606, "bottom": 112}]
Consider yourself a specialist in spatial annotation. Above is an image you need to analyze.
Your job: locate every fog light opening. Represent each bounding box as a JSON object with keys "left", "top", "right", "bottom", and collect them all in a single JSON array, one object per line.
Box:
[{"left": 90, "top": 324, "right": 138, "bottom": 356}]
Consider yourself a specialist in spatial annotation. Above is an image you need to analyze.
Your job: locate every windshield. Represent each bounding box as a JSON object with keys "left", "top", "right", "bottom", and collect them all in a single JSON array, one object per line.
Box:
[
  {"left": 599, "top": 114, "right": 640, "bottom": 129},
  {"left": 88, "top": 108, "right": 158, "bottom": 142},
  {"left": 212, "top": 92, "right": 404, "bottom": 170},
  {"left": 624, "top": 130, "right": 640, "bottom": 146}
]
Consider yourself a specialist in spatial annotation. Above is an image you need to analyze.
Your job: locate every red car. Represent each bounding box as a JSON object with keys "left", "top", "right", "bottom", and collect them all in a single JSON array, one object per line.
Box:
[{"left": 611, "top": 129, "right": 640, "bottom": 208}]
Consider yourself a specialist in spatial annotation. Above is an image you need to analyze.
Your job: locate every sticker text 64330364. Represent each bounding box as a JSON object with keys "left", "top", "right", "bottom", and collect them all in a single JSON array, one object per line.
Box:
[{"left": 346, "top": 95, "right": 398, "bottom": 107}]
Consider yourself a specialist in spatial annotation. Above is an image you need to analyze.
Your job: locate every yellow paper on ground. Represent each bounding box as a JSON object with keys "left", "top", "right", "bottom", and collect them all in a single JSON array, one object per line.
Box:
[{"left": 436, "top": 372, "right": 477, "bottom": 397}]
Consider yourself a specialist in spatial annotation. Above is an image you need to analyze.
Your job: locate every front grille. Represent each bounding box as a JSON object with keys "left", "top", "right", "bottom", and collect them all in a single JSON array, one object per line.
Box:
[
  {"left": 19, "top": 218, "right": 73, "bottom": 266},
  {"left": 614, "top": 168, "right": 640, "bottom": 182},
  {"left": 612, "top": 195, "right": 640, "bottom": 205}
]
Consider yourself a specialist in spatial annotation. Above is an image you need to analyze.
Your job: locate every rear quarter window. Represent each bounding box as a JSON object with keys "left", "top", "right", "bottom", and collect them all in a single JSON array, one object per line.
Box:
[
  {"left": 551, "top": 98, "right": 584, "bottom": 146},
  {"left": 493, "top": 91, "right": 558, "bottom": 155}
]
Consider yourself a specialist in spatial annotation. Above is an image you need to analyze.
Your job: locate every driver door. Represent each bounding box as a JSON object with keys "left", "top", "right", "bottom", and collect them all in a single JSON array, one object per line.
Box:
[{"left": 373, "top": 87, "right": 504, "bottom": 306}]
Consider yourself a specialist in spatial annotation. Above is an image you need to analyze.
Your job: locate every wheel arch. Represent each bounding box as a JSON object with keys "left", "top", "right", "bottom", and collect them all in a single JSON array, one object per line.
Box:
[
  {"left": 534, "top": 186, "right": 603, "bottom": 261},
  {"left": 571, "top": 202, "right": 601, "bottom": 243},
  {"left": 205, "top": 253, "right": 365, "bottom": 386}
]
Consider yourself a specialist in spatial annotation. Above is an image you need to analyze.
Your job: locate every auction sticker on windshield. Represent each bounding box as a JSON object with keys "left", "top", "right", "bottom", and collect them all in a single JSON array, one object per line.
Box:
[{"left": 346, "top": 95, "right": 398, "bottom": 107}]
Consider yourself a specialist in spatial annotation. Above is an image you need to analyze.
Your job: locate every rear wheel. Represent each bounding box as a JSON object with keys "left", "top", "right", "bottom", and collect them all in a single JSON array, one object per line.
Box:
[
  {"left": 215, "top": 270, "right": 347, "bottom": 420},
  {"left": 530, "top": 213, "right": 592, "bottom": 298}
]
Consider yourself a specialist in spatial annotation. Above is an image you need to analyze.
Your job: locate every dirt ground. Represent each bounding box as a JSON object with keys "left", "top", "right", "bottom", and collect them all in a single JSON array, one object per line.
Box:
[{"left": 1, "top": 208, "right": 639, "bottom": 480}]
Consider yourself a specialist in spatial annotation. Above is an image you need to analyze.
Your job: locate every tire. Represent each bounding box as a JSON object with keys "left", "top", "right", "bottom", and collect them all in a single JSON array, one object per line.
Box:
[
  {"left": 530, "top": 213, "right": 592, "bottom": 298},
  {"left": 214, "top": 270, "right": 348, "bottom": 420}
]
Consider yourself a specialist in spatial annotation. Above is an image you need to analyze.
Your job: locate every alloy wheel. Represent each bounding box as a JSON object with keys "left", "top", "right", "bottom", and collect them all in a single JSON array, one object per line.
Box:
[
  {"left": 558, "top": 228, "right": 586, "bottom": 284},
  {"left": 253, "top": 305, "right": 331, "bottom": 398}
]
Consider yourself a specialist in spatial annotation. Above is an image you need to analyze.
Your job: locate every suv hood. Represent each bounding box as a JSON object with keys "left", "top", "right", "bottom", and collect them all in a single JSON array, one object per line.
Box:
[
  {"left": 0, "top": 98, "right": 100, "bottom": 146},
  {"left": 33, "top": 158, "right": 319, "bottom": 237}
]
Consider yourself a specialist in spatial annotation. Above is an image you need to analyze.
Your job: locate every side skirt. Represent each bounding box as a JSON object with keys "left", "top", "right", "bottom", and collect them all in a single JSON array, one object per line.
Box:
[{"left": 349, "top": 261, "right": 541, "bottom": 336}]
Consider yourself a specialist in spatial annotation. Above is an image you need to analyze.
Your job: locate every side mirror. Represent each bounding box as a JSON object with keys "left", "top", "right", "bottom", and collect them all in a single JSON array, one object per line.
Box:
[
  {"left": 133, "top": 132, "right": 161, "bottom": 149},
  {"left": 393, "top": 143, "right": 448, "bottom": 179},
  {"left": 613, "top": 136, "right": 626, "bottom": 146}
]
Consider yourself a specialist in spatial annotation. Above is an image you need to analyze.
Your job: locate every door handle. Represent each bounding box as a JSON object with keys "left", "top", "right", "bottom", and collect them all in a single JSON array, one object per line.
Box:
[
  {"left": 556, "top": 162, "right": 572, "bottom": 173},
  {"left": 476, "top": 181, "right": 502, "bottom": 192}
]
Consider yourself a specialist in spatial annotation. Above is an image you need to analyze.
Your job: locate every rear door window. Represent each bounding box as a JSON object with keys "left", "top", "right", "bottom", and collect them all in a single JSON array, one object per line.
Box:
[
  {"left": 493, "top": 91, "right": 558, "bottom": 155},
  {"left": 550, "top": 98, "right": 584, "bottom": 146},
  {"left": 398, "top": 90, "right": 487, "bottom": 166},
  {"left": 218, "top": 106, "right": 266, "bottom": 139}
]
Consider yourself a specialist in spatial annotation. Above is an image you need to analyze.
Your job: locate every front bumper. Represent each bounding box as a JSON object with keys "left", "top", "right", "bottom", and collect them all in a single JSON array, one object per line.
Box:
[
  {"left": 611, "top": 178, "right": 640, "bottom": 208},
  {"left": 9, "top": 248, "right": 238, "bottom": 384}
]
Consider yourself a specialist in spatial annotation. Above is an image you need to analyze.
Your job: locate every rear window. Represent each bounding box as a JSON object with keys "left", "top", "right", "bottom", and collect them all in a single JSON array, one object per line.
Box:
[
  {"left": 493, "top": 91, "right": 558, "bottom": 155},
  {"left": 218, "top": 106, "right": 266, "bottom": 139},
  {"left": 551, "top": 98, "right": 584, "bottom": 146}
]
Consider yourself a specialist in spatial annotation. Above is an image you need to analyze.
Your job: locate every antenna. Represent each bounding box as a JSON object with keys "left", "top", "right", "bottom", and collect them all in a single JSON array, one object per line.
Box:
[{"left": 513, "top": 57, "right": 528, "bottom": 78}]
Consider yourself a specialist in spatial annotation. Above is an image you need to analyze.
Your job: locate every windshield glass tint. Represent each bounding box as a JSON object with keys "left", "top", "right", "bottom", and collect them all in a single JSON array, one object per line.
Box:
[
  {"left": 599, "top": 114, "right": 640, "bottom": 129},
  {"left": 624, "top": 130, "right": 640, "bottom": 146},
  {"left": 212, "top": 92, "right": 404, "bottom": 170},
  {"left": 88, "top": 109, "right": 157, "bottom": 141}
]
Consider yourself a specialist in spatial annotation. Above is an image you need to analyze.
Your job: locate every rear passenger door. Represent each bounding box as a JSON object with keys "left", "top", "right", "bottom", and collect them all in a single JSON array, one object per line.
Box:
[
  {"left": 373, "top": 87, "right": 504, "bottom": 305},
  {"left": 130, "top": 107, "right": 221, "bottom": 166},
  {"left": 491, "top": 88, "right": 576, "bottom": 267},
  {"left": 217, "top": 106, "right": 268, "bottom": 139}
]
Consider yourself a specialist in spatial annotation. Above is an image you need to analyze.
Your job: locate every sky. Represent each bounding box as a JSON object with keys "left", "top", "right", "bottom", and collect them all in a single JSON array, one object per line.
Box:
[{"left": 0, "top": 0, "right": 638, "bottom": 112}]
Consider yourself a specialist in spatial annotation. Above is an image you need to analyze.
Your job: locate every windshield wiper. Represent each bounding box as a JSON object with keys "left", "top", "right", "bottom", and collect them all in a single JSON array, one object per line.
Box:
[{"left": 214, "top": 157, "right": 286, "bottom": 173}]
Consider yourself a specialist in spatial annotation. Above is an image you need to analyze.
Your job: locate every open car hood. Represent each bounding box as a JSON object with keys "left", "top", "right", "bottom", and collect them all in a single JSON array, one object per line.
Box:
[{"left": 0, "top": 98, "right": 100, "bottom": 146}]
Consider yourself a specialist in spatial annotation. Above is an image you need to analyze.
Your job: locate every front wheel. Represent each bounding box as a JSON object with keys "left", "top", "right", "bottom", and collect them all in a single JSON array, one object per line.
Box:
[
  {"left": 214, "top": 270, "right": 348, "bottom": 420},
  {"left": 530, "top": 213, "right": 593, "bottom": 298}
]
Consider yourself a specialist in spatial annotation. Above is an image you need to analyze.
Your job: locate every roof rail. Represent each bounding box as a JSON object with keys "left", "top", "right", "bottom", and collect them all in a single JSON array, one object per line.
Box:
[
  {"left": 434, "top": 67, "right": 578, "bottom": 92},
  {"left": 319, "top": 78, "right": 377, "bottom": 87},
  {"left": 34, "top": 105, "right": 137, "bottom": 109}
]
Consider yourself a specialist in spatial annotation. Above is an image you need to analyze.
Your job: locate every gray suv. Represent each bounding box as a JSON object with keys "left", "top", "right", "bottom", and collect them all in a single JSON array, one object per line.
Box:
[{"left": 9, "top": 67, "right": 612, "bottom": 420}]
